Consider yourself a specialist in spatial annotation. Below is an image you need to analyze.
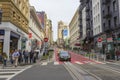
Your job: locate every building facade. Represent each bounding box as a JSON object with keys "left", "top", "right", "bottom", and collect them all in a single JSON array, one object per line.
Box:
[
  {"left": 92, "top": 0, "right": 103, "bottom": 52},
  {"left": 100, "top": 0, "right": 120, "bottom": 59},
  {"left": 29, "top": 6, "right": 44, "bottom": 51},
  {"left": 79, "top": 0, "right": 93, "bottom": 51},
  {"left": 69, "top": 9, "right": 80, "bottom": 49},
  {"left": 57, "top": 21, "right": 68, "bottom": 48},
  {"left": 45, "top": 19, "right": 53, "bottom": 47},
  {"left": 0, "top": 0, "right": 30, "bottom": 59},
  {"left": 78, "top": 0, "right": 120, "bottom": 59}
]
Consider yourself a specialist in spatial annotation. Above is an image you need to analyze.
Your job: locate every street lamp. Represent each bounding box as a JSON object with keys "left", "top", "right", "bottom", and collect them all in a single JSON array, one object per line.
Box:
[{"left": 86, "top": 28, "right": 91, "bottom": 59}]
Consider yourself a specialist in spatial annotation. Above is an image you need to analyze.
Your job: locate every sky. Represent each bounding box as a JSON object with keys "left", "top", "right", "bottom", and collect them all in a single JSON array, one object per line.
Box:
[{"left": 29, "top": 0, "right": 80, "bottom": 41}]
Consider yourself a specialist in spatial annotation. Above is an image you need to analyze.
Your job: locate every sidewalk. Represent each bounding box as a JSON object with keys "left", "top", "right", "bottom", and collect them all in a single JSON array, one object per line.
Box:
[{"left": 71, "top": 50, "right": 120, "bottom": 65}]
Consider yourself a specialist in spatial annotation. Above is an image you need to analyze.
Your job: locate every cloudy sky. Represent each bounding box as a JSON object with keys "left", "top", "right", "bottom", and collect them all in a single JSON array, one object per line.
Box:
[{"left": 29, "top": 0, "right": 80, "bottom": 41}]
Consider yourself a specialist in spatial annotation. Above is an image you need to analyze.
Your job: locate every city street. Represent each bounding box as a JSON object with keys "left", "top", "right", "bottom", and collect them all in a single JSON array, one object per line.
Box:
[{"left": 0, "top": 48, "right": 119, "bottom": 80}]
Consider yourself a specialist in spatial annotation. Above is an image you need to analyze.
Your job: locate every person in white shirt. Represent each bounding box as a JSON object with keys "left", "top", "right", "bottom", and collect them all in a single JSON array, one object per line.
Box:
[{"left": 12, "top": 49, "right": 20, "bottom": 67}]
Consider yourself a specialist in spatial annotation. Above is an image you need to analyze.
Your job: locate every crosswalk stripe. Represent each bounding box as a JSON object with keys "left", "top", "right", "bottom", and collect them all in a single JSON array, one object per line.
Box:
[
  {"left": 0, "top": 75, "right": 11, "bottom": 78},
  {"left": 75, "top": 61, "right": 83, "bottom": 64},
  {"left": 54, "top": 62, "right": 59, "bottom": 65},
  {"left": 41, "top": 62, "right": 48, "bottom": 66},
  {"left": 0, "top": 65, "right": 33, "bottom": 80}
]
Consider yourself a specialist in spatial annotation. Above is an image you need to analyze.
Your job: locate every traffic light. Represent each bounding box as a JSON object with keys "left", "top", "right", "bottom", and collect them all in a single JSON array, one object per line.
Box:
[{"left": 0, "top": 10, "right": 2, "bottom": 24}]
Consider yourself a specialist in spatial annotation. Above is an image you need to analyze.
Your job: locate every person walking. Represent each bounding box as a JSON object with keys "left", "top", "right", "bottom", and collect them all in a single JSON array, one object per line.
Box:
[
  {"left": 18, "top": 50, "right": 22, "bottom": 64},
  {"left": 23, "top": 50, "right": 29, "bottom": 64},
  {"left": 29, "top": 50, "right": 34, "bottom": 64},
  {"left": 12, "top": 49, "right": 20, "bottom": 67}
]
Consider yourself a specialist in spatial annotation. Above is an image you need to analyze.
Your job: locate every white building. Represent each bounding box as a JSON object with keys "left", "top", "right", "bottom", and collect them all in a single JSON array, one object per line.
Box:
[
  {"left": 82, "top": 7, "right": 87, "bottom": 39},
  {"left": 69, "top": 9, "right": 80, "bottom": 49},
  {"left": 92, "top": 0, "right": 102, "bottom": 36},
  {"left": 29, "top": 6, "right": 44, "bottom": 51}
]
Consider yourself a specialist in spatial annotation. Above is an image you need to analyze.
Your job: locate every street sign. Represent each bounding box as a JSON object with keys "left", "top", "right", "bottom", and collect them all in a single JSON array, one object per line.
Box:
[
  {"left": 97, "top": 42, "right": 102, "bottom": 48},
  {"left": 98, "top": 37, "right": 102, "bottom": 42},
  {"left": 44, "top": 38, "right": 48, "bottom": 42},
  {"left": 63, "top": 29, "right": 68, "bottom": 36}
]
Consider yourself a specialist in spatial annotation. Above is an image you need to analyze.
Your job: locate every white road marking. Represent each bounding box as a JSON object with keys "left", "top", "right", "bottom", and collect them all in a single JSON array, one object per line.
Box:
[
  {"left": 41, "top": 62, "right": 48, "bottom": 66},
  {"left": 75, "top": 61, "right": 83, "bottom": 64},
  {"left": 54, "top": 62, "right": 59, "bottom": 65},
  {"left": 6, "top": 65, "right": 32, "bottom": 80},
  {"left": 0, "top": 75, "right": 11, "bottom": 78}
]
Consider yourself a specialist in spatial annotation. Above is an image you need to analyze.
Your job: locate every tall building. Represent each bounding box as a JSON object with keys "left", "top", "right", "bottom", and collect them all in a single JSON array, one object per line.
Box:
[
  {"left": 69, "top": 9, "right": 80, "bottom": 50},
  {"left": 79, "top": 0, "right": 93, "bottom": 50},
  {"left": 57, "top": 21, "right": 68, "bottom": 48},
  {"left": 101, "top": 0, "right": 120, "bottom": 58},
  {"left": 36, "top": 11, "right": 46, "bottom": 29},
  {"left": 0, "top": 0, "right": 30, "bottom": 58},
  {"left": 45, "top": 19, "right": 53, "bottom": 46},
  {"left": 92, "top": 0, "right": 103, "bottom": 52},
  {"left": 29, "top": 6, "right": 44, "bottom": 51},
  {"left": 78, "top": 0, "right": 120, "bottom": 59}
]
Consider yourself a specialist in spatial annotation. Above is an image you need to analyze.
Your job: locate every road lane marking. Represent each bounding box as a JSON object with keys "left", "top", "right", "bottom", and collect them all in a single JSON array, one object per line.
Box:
[
  {"left": 41, "top": 62, "right": 48, "bottom": 66},
  {"left": 75, "top": 61, "right": 83, "bottom": 64},
  {"left": 6, "top": 65, "right": 32, "bottom": 80},
  {"left": 54, "top": 61, "right": 59, "bottom": 65}
]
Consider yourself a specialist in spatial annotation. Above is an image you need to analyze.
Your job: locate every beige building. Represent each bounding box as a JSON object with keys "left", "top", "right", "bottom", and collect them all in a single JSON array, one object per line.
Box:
[
  {"left": 57, "top": 21, "right": 68, "bottom": 47},
  {"left": 0, "top": 0, "right": 30, "bottom": 58},
  {"left": 28, "top": 6, "right": 44, "bottom": 51},
  {"left": 69, "top": 9, "right": 80, "bottom": 49},
  {"left": 45, "top": 19, "right": 53, "bottom": 47}
]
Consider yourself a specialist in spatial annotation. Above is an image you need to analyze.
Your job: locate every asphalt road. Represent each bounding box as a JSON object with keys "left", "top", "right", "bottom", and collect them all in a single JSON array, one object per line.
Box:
[{"left": 11, "top": 62, "right": 73, "bottom": 80}]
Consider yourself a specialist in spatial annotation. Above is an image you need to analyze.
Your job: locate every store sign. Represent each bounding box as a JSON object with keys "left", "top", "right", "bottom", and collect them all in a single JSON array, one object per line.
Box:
[
  {"left": 97, "top": 42, "right": 102, "bottom": 48},
  {"left": 0, "top": 30, "right": 4, "bottom": 35},
  {"left": 29, "top": 33, "right": 32, "bottom": 38},
  {"left": 107, "top": 37, "right": 113, "bottom": 42}
]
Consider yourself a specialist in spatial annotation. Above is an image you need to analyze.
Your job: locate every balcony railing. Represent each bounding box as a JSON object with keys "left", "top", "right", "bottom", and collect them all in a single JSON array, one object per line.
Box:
[
  {"left": 103, "top": 11, "right": 112, "bottom": 19},
  {"left": 86, "top": 15, "right": 90, "bottom": 21},
  {"left": 104, "top": 26, "right": 112, "bottom": 32},
  {"left": 85, "top": 0, "right": 89, "bottom": 3},
  {"left": 102, "top": 0, "right": 111, "bottom": 5}
]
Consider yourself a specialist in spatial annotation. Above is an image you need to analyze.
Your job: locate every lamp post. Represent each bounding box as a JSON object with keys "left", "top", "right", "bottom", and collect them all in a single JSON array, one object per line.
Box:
[{"left": 86, "top": 28, "right": 91, "bottom": 59}]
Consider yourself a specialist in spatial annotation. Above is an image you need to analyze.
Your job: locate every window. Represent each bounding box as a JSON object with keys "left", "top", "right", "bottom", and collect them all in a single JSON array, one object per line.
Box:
[
  {"left": 98, "top": 26, "right": 100, "bottom": 33},
  {"left": 108, "top": 6, "right": 110, "bottom": 12},
  {"left": 103, "top": 10, "right": 105, "bottom": 16},
  {"left": 98, "top": 14, "right": 100, "bottom": 22},
  {"left": 98, "top": 2, "right": 99, "bottom": 11},
  {"left": 108, "top": 20, "right": 111, "bottom": 28},
  {"left": 103, "top": 23, "right": 105, "bottom": 29},
  {"left": 113, "top": 1, "right": 117, "bottom": 11},
  {"left": 114, "top": 16, "right": 117, "bottom": 27}
]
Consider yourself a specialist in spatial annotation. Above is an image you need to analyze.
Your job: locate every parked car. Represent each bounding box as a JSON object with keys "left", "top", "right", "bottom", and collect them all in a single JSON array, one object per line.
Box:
[{"left": 58, "top": 51, "right": 71, "bottom": 61}]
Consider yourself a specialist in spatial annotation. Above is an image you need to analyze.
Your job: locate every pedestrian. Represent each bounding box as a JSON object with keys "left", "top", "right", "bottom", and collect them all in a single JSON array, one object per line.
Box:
[
  {"left": 116, "top": 49, "right": 120, "bottom": 61},
  {"left": 23, "top": 50, "right": 29, "bottom": 64},
  {"left": 12, "top": 49, "right": 20, "bottom": 67},
  {"left": 29, "top": 50, "right": 34, "bottom": 64},
  {"left": 18, "top": 50, "right": 22, "bottom": 64},
  {"left": 1, "top": 52, "right": 8, "bottom": 66}
]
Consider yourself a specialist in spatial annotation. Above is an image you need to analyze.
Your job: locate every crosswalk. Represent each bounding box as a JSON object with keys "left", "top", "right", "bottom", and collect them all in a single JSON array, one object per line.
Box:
[
  {"left": 0, "top": 65, "right": 32, "bottom": 80},
  {"left": 40, "top": 60, "right": 105, "bottom": 66}
]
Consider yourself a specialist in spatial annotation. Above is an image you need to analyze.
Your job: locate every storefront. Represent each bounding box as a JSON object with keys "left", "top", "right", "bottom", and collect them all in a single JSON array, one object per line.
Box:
[
  {"left": 0, "top": 30, "right": 4, "bottom": 54},
  {"left": 10, "top": 31, "right": 20, "bottom": 53}
]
